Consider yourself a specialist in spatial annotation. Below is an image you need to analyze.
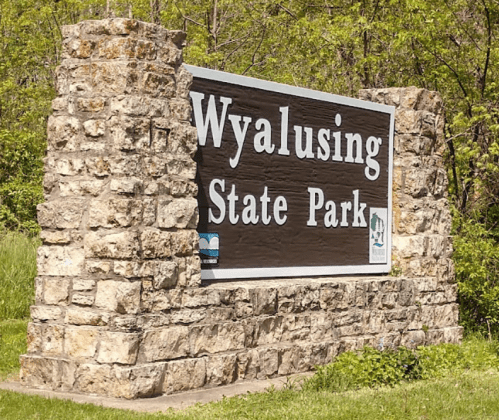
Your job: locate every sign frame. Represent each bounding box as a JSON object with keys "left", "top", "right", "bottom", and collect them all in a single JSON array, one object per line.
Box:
[{"left": 185, "top": 65, "right": 395, "bottom": 280}]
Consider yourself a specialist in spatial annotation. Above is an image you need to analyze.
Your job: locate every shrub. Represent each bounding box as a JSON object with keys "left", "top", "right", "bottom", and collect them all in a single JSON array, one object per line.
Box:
[
  {"left": 0, "top": 129, "right": 45, "bottom": 235},
  {"left": 453, "top": 213, "right": 499, "bottom": 335},
  {"left": 304, "top": 338, "right": 499, "bottom": 392}
]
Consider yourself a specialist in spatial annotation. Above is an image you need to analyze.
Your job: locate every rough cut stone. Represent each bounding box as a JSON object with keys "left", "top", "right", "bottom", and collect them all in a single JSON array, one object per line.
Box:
[{"left": 24, "top": 18, "right": 460, "bottom": 400}]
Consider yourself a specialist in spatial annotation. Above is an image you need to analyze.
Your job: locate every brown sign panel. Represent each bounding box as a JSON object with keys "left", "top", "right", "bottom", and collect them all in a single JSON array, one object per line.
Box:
[{"left": 186, "top": 65, "right": 394, "bottom": 280}]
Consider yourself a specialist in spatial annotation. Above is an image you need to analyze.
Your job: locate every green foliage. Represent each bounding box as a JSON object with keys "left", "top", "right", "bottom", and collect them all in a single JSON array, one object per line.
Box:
[
  {"left": 0, "top": 229, "right": 39, "bottom": 321},
  {"left": 304, "top": 337, "right": 499, "bottom": 392},
  {"left": 0, "top": 130, "right": 44, "bottom": 234},
  {"left": 453, "top": 212, "right": 499, "bottom": 334}
]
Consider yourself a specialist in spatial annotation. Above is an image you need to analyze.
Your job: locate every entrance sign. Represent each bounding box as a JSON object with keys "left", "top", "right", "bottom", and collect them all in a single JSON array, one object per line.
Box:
[{"left": 186, "top": 65, "right": 394, "bottom": 280}]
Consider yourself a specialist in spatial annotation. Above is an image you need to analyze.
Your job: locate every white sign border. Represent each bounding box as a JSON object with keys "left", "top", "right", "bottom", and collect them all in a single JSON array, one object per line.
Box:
[{"left": 185, "top": 65, "right": 394, "bottom": 280}]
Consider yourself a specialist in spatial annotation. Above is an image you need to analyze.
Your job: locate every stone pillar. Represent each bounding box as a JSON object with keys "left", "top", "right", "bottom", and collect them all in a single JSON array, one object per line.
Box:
[
  {"left": 20, "top": 18, "right": 201, "bottom": 398},
  {"left": 360, "top": 88, "right": 453, "bottom": 284}
]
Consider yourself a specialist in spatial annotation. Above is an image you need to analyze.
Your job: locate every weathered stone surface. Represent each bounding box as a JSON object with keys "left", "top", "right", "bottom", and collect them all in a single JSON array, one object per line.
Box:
[
  {"left": 43, "top": 278, "right": 70, "bottom": 305},
  {"left": 59, "top": 180, "right": 105, "bottom": 197},
  {"left": 95, "top": 280, "right": 141, "bottom": 314},
  {"left": 84, "top": 231, "right": 139, "bottom": 259},
  {"left": 205, "top": 353, "right": 237, "bottom": 386},
  {"left": 47, "top": 115, "right": 82, "bottom": 151},
  {"left": 71, "top": 293, "right": 95, "bottom": 306},
  {"left": 139, "top": 327, "right": 189, "bottom": 362},
  {"left": 37, "top": 199, "right": 85, "bottom": 229},
  {"left": 140, "top": 228, "right": 172, "bottom": 259},
  {"left": 190, "top": 322, "right": 246, "bottom": 356},
  {"left": 65, "top": 307, "right": 108, "bottom": 326},
  {"left": 30, "top": 306, "right": 62, "bottom": 322},
  {"left": 97, "top": 332, "right": 140, "bottom": 364},
  {"left": 163, "top": 358, "right": 206, "bottom": 394},
  {"left": 88, "top": 199, "right": 143, "bottom": 228},
  {"left": 40, "top": 230, "right": 72, "bottom": 245},
  {"left": 157, "top": 198, "right": 198, "bottom": 228},
  {"left": 26, "top": 18, "right": 460, "bottom": 400},
  {"left": 65, "top": 327, "right": 99, "bottom": 358}
]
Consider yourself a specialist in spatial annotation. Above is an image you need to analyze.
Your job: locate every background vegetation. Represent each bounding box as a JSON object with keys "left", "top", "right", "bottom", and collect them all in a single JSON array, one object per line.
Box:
[{"left": 2, "top": 0, "right": 499, "bottom": 333}]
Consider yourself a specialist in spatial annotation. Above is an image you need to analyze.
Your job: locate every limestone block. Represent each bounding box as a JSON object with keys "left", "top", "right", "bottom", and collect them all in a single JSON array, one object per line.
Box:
[
  {"left": 76, "top": 97, "right": 106, "bottom": 113},
  {"left": 114, "top": 363, "right": 166, "bottom": 399},
  {"left": 45, "top": 157, "right": 85, "bottom": 176},
  {"left": 20, "top": 355, "right": 61, "bottom": 390},
  {"left": 73, "top": 279, "right": 95, "bottom": 291},
  {"left": 256, "top": 346, "right": 279, "bottom": 379},
  {"left": 114, "top": 261, "right": 142, "bottom": 278},
  {"left": 392, "top": 235, "right": 425, "bottom": 259},
  {"left": 153, "top": 261, "right": 178, "bottom": 289},
  {"left": 110, "top": 116, "right": 150, "bottom": 151},
  {"left": 65, "top": 308, "right": 108, "bottom": 326},
  {"left": 140, "top": 67, "right": 176, "bottom": 97},
  {"left": 30, "top": 306, "right": 63, "bottom": 322},
  {"left": 205, "top": 353, "right": 237, "bottom": 386},
  {"left": 170, "top": 308, "right": 207, "bottom": 324},
  {"left": 236, "top": 349, "right": 259, "bottom": 380},
  {"left": 139, "top": 326, "right": 189, "bottom": 362},
  {"left": 189, "top": 322, "right": 245, "bottom": 356},
  {"left": 169, "top": 177, "right": 198, "bottom": 198},
  {"left": 65, "top": 327, "right": 99, "bottom": 358},
  {"left": 140, "top": 228, "right": 172, "bottom": 259},
  {"left": 75, "top": 364, "right": 115, "bottom": 396},
  {"left": 40, "top": 324, "right": 65, "bottom": 356},
  {"left": 62, "top": 37, "right": 95, "bottom": 59},
  {"left": 85, "top": 260, "right": 112, "bottom": 274},
  {"left": 176, "top": 65, "right": 193, "bottom": 100},
  {"left": 84, "top": 231, "right": 139, "bottom": 259},
  {"left": 250, "top": 288, "right": 277, "bottom": 315},
  {"left": 41, "top": 278, "right": 70, "bottom": 304},
  {"left": 278, "top": 346, "right": 300, "bottom": 376},
  {"left": 281, "top": 314, "right": 311, "bottom": 342},
  {"left": 94, "top": 280, "right": 141, "bottom": 314},
  {"left": 59, "top": 179, "right": 106, "bottom": 197},
  {"left": 110, "top": 178, "right": 143, "bottom": 194},
  {"left": 400, "top": 330, "right": 426, "bottom": 348},
  {"left": 90, "top": 62, "right": 135, "bottom": 95},
  {"left": 157, "top": 198, "right": 198, "bottom": 229},
  {"left": 72, "top": 294, "right": 95, "bottom": 306},
  {"left": 142, "top": 156, "right": 168, "bottom": 178},
  {"left": 83, "top": 119, "right": 105, "bottom": 137},
  {"left": 168, "top": 123, "right": 198, "bottom": 157},
  {"left": 110, "top": 95, "right": 167, "bottom": 117},
  {"left": 85, "top": 156, "right": 110, "bottom": 177},
  {"left": 97, "top": 332, "right": 140, "bottom": 364},
  {"left": 26, "top": 322, "right": 43, "bottom": 353},
  {"left": 253, "top": 316, "right": 283, "bottom": 346},
  {"left": 169, "top": 98, "right": 191, "bottom": 122},
  {"left": 37, "top": 199, "right": 85, "bottom": 229},
  {"left": 163, "top": 358, "right": 206, "bottom": 394},
  {"left": 171, "top": 230, "right": 198, "bottom": 256},
  {"left": 40, "top": 231, "right": 72, "bottom": 245},
  {"left": 47, "top": 115, "right": 82, "bottom": 151},
  {"left": 181, "top": 288, "right": 220, "bottom": 308},
  {"left": 88, "top": 199, "right": 143, "bottom": 228},
  {"left": 166, "top": 157, "right": 197, "bottom": 179},
  {"left": 310, "top": 312, "right": 335, "bottom": 341}
]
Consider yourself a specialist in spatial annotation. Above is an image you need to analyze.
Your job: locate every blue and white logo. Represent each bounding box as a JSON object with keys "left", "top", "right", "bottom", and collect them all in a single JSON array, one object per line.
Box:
[{"left": 199, "top": 233, "right": 219, "bottom": 262}]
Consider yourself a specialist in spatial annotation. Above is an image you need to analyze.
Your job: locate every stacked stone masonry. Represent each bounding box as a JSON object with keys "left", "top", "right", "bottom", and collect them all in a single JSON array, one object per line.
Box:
[{"left": 20, "top": 18, "right": 462, "bottom": 399}]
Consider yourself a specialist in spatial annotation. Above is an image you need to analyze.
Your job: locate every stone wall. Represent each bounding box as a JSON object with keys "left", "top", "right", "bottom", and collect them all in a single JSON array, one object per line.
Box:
[{"left": 20, "top": 18, "right": 461, "bottom": 399}]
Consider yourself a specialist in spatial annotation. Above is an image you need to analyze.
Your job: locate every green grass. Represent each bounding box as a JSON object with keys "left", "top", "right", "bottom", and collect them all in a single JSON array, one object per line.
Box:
[
  {"left": 0, "top": 230, "right": 39, "bottom": 320},
  {"left": 0, "top": 319, "right": 27, "bottom": 380},
  {"left": 1, "top": 371, "right": 499, "bottom": 419}
]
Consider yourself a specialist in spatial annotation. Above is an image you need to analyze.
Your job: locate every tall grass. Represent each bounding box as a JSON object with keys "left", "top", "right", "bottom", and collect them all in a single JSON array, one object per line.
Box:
[{"left": 0, "top": 230, "right": 39, "bottom": 320}]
